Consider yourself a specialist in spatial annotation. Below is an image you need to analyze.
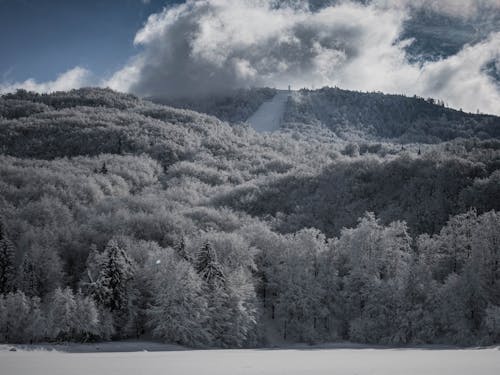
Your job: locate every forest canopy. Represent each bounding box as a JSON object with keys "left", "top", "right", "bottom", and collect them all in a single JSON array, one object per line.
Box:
[{"left": 0, "top": 87, "right": 499, "bottom": 346}]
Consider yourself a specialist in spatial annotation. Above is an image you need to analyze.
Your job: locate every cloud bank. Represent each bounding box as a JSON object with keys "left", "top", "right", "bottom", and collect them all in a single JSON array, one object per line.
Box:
[
  {"left": 104, "top": 0, "right": 500, "bottom": 115},
  {"left": 0, "top": 67, "right": 91, "bottom": 94},
  {"left": 2, "top": 0, "right": 499, "bottom": 115}
]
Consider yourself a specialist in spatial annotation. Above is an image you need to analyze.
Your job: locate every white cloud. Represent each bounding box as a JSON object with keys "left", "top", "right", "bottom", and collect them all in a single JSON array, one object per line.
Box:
[
  {"left": 417, "top": 33, "right": 500, "bottom": 114},
  {"left": 104, "top": 56, "right": 145, "bottom": 94},
  {"left": 0, "top": 66, "right": 91, "bottom": 94},
  {"left": 106, "top": 0, "right": 500, "bottom": 114},
  {"left": 109, "top": 0, "right": 409, "bottom": 97},
  {"left": 3, "top": 1, "right": 498, "bottom": 115}
]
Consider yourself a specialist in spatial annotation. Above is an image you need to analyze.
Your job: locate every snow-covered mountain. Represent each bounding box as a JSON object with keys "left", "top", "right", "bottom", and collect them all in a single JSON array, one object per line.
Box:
[
  {"left": 151, "top": 86, "right": 500, "bottom": 143},
  {"left": 0, "top": 87, "right": 499, "bottom": 348}
]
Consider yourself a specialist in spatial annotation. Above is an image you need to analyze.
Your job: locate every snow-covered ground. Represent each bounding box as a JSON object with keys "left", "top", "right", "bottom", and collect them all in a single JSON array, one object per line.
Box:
[
  {"left": 246, "top": 90, "right": 291, "bottom": 132},
  {"left": 1, "top": 343, "right": 499, "bottom": 375}
]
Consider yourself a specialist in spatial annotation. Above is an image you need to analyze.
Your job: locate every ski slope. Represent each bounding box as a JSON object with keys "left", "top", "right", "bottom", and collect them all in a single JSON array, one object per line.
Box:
[
  {"left": 246, "top": 90, "right": 290, "bottom": 132},
  {"left": 1, "top": 345, "right": 499, "bottom": 375}
]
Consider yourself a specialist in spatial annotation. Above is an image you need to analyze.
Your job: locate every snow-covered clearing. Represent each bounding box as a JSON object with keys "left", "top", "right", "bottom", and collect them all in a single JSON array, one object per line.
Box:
[
  {"left": 1, "top": 343, "right": 499, "bottom": 375},
  {"left": 246, "top": 91, "right": 290, "bottom": 132}
]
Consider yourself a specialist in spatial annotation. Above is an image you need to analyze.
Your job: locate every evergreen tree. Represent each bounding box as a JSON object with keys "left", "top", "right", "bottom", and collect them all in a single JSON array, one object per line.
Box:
[
  {"left": 100, "top": 161, "right": 108, "bottom": 174},
  {"left": 17, "top": 246, "right": 63, "bottom": 298},
  {"left": 18, "top": 253, "right": 39, "bottom": 297},
  {"left": 195, "top": 242, "right": 237, "bottom": 346},
  {"left": 195, "top": 242, "right": 225, "bottom": 288},
  {"left": 174, "top": 236, "right": 189, "bottom": 262},
  {"left": 88, "top": 239, "right": 134, "bottom": 335},
  {"left": 0, "top": 221, "right": 16, "bottom": 294}
]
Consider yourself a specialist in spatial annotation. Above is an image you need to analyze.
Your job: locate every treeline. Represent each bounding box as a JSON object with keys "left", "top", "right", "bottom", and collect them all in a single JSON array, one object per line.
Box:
[
  {"left": 1, "top": 210, "right": 499, "bottom": 345},
  {"left": 284, "top": 87, "right": 500, "bottom": 142},
  {"left": 153, "top": 87, "right": 277, "bottom": 123},
  {"left": 0, "top": 88, "right": 499, "bottom": 346}
]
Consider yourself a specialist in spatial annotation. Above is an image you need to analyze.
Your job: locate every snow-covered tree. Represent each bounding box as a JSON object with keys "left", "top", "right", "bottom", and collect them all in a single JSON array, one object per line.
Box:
[
  {"left": 18, "top": 253, "right": 39, "bottom": 297},
  {"left": 333, "top": 213, "right": 414, "bottom": 343},
  {"left": 195, "top": 242, "right": 225, "bottom": 288},
  {"left": 0, "top": 291, "right": 44, "bottom": 343},
  {"left": 174, "top": 236, "right": 190, "bottom": 262},
  {"left": 45, "top": 287, "right": 77, "bottom": 341},
  {"left": 73, "top": 291, "right": 100, "bottom": 341},
  {"left": 222, "top": 268, "right": 259, "bottom": 347},
  {"left": 483, "top": 304, "right": 500, "bottom": 343},
  {"left": 18, "top": 246, "right": 64, "bottom": 298},
  {"left": 0, "top": 221, "right": 16, "bottom": 294},
  {"left": 45, "top": 287, "right": 101, "bottom": 342},
  {"left": 393, "top": 256, "right": 436, "bottom": 344},
  {"left": 471, "top": 211, "right": 500, "bottom": 307},
  {"left": 273, "top": 229, "right": 329, "bottom": 342},
  {"left": 86, "top": 239, "right": 134, "bottom": 335},
  {"left": 0, "top": 296, "right": 6, "bottom": 342},
  {"left": 147, "top": 250, "right": 210, "bottom": 346}
]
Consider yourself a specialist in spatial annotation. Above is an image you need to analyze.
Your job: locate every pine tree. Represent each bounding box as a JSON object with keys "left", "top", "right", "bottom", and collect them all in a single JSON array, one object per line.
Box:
[
  {"left": 195, "top": 242, "right": 225, "bottom": 288},
  {"left": 88, "top": 239, "right": 134, "bottom": 335},
  {"left": 195, "top": 242, "right": 233, "bottom": 345},
  {"left": 91, "top": 240, "right": 133, "bottom": 311},
  {"left": 174, "top": 236, "right": 189, "bottom": 262},
  {"left": 0, "top": 221, "right": 16, "bottom": 294},
  {"left": 19, "top": 253, "right": 39, "bottom": 297},
  {"left": 100, "top": 161, "right": 108, "bottom": 174}
]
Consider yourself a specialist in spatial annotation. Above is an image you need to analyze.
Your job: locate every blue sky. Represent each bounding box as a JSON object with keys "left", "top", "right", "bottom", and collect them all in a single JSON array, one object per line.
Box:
[{"left": 0, "top": 0, "right": 180, "bottom": 83}]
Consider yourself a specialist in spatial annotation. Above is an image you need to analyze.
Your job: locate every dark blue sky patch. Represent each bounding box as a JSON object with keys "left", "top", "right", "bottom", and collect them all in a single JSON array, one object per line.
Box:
[{"left": 0, "top": 0, "right": 181, "bottom": 83}]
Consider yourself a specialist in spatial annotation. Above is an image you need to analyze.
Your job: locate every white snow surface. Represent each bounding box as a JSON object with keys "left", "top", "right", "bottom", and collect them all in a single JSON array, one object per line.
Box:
[
  {"left": 246, "top": 91, "right": 290, "bottom": 132},
  {"left": 1, "top": 343, "right": 499, "bottom": 375}
]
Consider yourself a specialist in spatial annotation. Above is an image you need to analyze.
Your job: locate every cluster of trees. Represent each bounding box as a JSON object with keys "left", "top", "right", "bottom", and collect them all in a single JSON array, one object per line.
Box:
[
  {"left": 0, "top": 88, "right": 499, "bottom": 347},
  {"left": 155, "top": 87, "right": 277, "bottom": 123},
  {"left": 1, "top": 209, "right": 498, "bottom": 346},
  {"left": 284, "top": 87, "right": 500, "bottom": 142},
  {"left": 218, "top": 148, "right": 500, "bottom": 237},
  {"left": 1, "top": 87, "right": 140, "bottom": 111},
  {"left": 0, "top": 288, "right": 108, "bottom": 344},
  {"left": 257, "top": 211, "right": 500, "bottom": 345}
]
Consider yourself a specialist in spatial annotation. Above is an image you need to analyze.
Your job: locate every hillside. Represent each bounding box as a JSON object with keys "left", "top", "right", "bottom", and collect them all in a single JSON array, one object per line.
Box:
[
  {"left": 0, "top": 88, "right": 499, "bottom": 348},
  {"left": 149, "top": 86, "right": 500, "bottom": 143},
  {"left": 151, "top": 87, "right": 277, "bottom": 123},
  {"left": 283, "top": 87, "right": 500, "bottom": 142}
]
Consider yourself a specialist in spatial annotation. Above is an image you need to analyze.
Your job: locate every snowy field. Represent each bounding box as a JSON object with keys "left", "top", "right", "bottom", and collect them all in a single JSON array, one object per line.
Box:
[{"left": 1, "top": 343, "right": 499, "bottom": 375}]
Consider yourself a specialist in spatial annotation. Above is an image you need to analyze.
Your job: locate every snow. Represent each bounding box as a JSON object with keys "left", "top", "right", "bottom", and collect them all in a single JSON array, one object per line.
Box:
[
  {"left": 1, "top": 343, "right": 499, "bottom": 375},
  {"left": 246, "top": 91, "right": 290, "bottom": 132}
]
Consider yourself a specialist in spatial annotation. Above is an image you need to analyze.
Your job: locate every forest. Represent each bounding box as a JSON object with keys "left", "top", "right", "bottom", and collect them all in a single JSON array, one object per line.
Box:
[{"left": 0, "top": 87, "right": 499, "bottom": 347}]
